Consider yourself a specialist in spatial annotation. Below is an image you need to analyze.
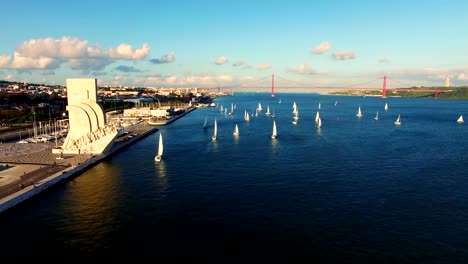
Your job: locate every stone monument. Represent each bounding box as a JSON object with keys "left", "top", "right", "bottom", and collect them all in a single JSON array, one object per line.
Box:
[{"left": 53, "top": 78, "right": 118, "bottom": 155}]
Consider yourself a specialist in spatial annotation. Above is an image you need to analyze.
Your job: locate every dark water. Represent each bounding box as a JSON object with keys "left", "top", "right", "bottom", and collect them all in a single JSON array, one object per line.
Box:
[{"left": 1, "top": 93, "right": 468, "bottom": 262}]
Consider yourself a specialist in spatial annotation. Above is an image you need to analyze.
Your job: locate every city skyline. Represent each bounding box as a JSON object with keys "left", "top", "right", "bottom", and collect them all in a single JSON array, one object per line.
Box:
[{"left": 1, "top": 0, "right": 467, "bottom": 90}]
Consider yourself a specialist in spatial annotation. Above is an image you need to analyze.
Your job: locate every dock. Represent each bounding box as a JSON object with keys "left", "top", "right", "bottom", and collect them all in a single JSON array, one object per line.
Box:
[{"left": 0, "top": 107, "right": 197, "bottom": 214}]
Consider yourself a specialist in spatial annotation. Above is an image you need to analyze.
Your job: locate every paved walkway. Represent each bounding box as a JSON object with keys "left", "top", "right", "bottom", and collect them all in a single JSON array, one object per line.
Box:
[{"left": 0, "top": 142, "right": 91, "bottom": 193}]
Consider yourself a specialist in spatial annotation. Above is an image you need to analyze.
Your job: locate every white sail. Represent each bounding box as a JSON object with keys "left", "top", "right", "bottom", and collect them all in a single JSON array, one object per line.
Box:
[
  {"left": 315, "top": 111, "right": 320, "bottom": 122},
  {"left": 292, "top": 101, "right": 298, "bottom": 114},
  {"left": 374, "top": 112, "right": 379, "bottom": 121},
  {"left": 293, "top": 110, "right": 299, "bottom": 120},
  {"left": 384, "top": 103, "right": 389, "bottom": 111},
  {"left": 155, "top": 133, "right": 163, "bottom": 162},
  {"left": 394, "top": 114, "right": 401, "bottom": 125},
  {"left": 212, "top": 119, "right": 217, "bottom": 141},
  {"left": 257, "top": 102, "right": 262, "bottom": 112},
  {"left": 356, "top": 106, "right": 363, "bottom": 117},
  {"left": 457, "top": 115, "right": 464, "bottom": 123},
  {"left": 271, "top": 120, "right": 277, "bottom": 139},
  {"left": 203, "top": 116, "right": 208, "bottom": 129},
  {"left": 265, "top": 106, "right": 271, "bottom": 116},
  {"left": 233, "top": 124, "right": 239, "bottom": 136},
  {"left": 317, "top": 117, "right": 322, "bottom": 128},
  {"left": 318, "top": 102, "right": 321, "bottom": 110},
  {"left": 244, "top": 110, "right": 250, "bottom": 121}
]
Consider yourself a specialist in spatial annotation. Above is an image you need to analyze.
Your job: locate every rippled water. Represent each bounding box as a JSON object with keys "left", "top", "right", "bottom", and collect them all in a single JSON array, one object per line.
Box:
[{"left": 1, "top": 93, "right": 468, "bottom": 262}]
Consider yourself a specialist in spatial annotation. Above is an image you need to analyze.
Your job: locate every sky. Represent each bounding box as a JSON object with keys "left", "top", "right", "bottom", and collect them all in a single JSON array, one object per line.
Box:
[{"left": 0, "top": 0, "right": 467, "bottom": 91}]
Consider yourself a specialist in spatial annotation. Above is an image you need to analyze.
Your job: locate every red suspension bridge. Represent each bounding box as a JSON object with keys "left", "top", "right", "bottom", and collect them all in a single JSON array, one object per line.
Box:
[{"left": 197, "top": 74, "right": 444, "bottom": 98}]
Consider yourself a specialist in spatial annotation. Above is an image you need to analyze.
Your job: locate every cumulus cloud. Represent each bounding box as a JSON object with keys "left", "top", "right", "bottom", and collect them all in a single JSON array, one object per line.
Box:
[
  {"left": 115, "top": 65, "right": 141, "bottom": 72},
  {"left": 256, "top": 64, "right": 271, "bottom": 71},
  {"left": 288, "top": 63, "right": 319, "bottom": 75},
  {"left": 16, "top": 37, "right": 89, "bottom": 58},
  {"left": 0, "top": 36, "right": 150, "bottom": 71},
  {"left": 0, "top": 55, "right": 11, "bottom": 68},
  {"left": 108, "top": 43, "right": 150, "bottom": 60},
  {"left": 311, "top": 41, "right": 332, "bottom": 54},
  {"left": 150, "top": 51, "right": 176, "bottom": 64},
  {"left": 11, "top": 52, "right": 62, "bottom": 69},
  {"left": 215, "top": 56, "right": 229, "bottom": 65},
  {"left": 232, "top": 60, "right": 244, "bottom": 67},
  {"left": 333, "top": 50, "right": 355, "bottom": 60}
]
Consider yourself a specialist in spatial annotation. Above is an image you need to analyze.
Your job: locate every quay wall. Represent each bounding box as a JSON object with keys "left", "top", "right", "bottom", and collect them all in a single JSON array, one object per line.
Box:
[
  {"left": 0, "top": 125, "right": 159, "bottom": 214},
  {"left": 0, "top": 107, "right": 197, "bottom": 214}
]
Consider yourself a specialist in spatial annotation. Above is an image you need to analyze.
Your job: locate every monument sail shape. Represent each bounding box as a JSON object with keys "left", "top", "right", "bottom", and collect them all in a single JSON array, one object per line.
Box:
[{"left": 54, "top": 78, "right": 119, "bottom": 155}]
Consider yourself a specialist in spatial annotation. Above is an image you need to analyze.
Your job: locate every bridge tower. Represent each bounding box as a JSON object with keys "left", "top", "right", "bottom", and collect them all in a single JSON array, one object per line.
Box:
[
  {"left": 271, "top": 74, "right": 275, "bottom": 97},
  {"left": 382, "top": 76, "right": 387, "bottom": 98}
]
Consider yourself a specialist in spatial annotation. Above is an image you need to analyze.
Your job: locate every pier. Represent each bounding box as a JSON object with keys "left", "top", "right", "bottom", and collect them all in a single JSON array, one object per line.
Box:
[{"left": 0, "top": 106, "right": 197, "bottom": 214}]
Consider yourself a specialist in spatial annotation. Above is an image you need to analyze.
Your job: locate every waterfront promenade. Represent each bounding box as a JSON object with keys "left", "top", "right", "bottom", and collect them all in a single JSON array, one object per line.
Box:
[{"left": 0, "top": 106, "right": 197, "bottom": 214}]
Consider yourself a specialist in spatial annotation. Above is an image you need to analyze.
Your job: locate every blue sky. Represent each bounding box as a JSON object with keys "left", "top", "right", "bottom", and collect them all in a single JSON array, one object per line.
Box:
[{"left": 0, "top": 0, "right": 467, "bottom": 90}]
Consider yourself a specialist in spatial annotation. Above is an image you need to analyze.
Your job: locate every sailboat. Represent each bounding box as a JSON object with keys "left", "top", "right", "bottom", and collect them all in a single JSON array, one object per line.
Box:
[
  {"left": 315, "top": 111, "right": 320, "bottom": 122},
  {"left": 203, "top": 116, "right": 208, "bottom": 129},
  {"left": 271, "top": 120, "right": 277, "bottom": 139},
  {"left": 457, "top": 115, "right": 464, "bottom": 123},
  {"left": 384, "top": 103, "right": 389, "bottom": 111},
  {"left": 374, "top": 112, "right": 379, "bottom": 120},
  {"left": 257, "top": 102, "right": 263, "bottom": 112},
  {"left": 318, "top": 102, "right": 321, "bottom": 110},
  {"left": 356, "top": 106, "right": 363, "bottom": 117},
  {"left": 212, "top": 119, "right": 217, "bottom": 141},
  {"left": 244, "top": 110, "right": 250, "bottom": 121},
  {"left": 155, "top": 133, "right": 164, "bottom": 162},
  {"left": 317, "top": 117, "right": 322, "bottom": 128},
  {"left": 293, "top": 108, "right": 299, "bottom": 120},
  {"left": 265, "top": 105, "right": 271, "bottom": 116},
  {"left": 394, "top": 114, "right": 401, "bottom": 125},
  {"left": 292, "top": 101, "right": 297, "bottom": 114},
  {"left": 233, "top": 124, "right": 239, "bottom": 136}
]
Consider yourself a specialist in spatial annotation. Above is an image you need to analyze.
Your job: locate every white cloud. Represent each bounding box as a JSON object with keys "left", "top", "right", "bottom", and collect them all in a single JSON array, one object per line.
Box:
[
  {"left": 217, "top": 75, "right": 233, "bottom": 82},
  {"left": 0, "top": 55, "right": 11, "bottom": 67},
  {"left": 288, "top": 63, "right": 316, "bottom": 74},
  {"left": 311, "top": 41, "right": 332, "bottom": 54},
  {"left": 150, "top": 51, "right": 176, "bottom": 64},
  {"left": 16, "top": 36, "right": 89, "bottom": 58},
  {"left": 0, "top": 36, "right": 150, "bottom": 71},
  {"left": 11, "top": 52, "right": 61, "bottom": 69},
  {"left": 256, "top": 64, "right": 271, "bottom": 71},
  {"left": 108, "top": 43, "right": 150, "bottom": 60},
  {"left": 333, "top": 50, "right": 355, "bottom": 60},
  {"left": 215, "top": 56, "right": 229, "bottom": 65}
]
